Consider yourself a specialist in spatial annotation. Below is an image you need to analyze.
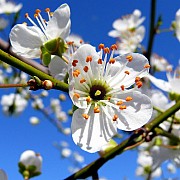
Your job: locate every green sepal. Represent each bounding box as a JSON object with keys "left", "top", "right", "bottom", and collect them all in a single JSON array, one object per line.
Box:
[
  {"left": 169, "top": 92, "right": 180, "bottom": 101},
  {"left": 41, "top": 46, "right": 51, "bottom": 66},
  {"left": 27, "top": 165, "right": 36, "bottom": 172},
  {"left": 33, "top": 76, "right": 42, "bottom": 86}
]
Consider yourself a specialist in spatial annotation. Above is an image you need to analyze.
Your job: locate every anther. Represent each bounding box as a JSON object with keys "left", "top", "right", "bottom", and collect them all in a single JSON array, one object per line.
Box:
[
  {"left": 126, "top": 96, "right": 133, "bottom": 101},
  {"left": 74, "top": 93, "right": 80, "bottom": 99},
  {"left": 80, "top": 78, "right": 86, "bottom": 83},
  {"left": 94, "top": 106, "right": 100, "bottom": 113},
  {"left": 95, "top": 90, "right": 101, "bottom": 96},
  {"left": 119, "top": 105, "right": 127, "bottom": 110},
  {"left": 83, "top": 66, "right": 89, "bottom": 72},
  {"left": 73, "top": 69, "right": 80, "bottom": 77},
  {"left": 80, "top": 40, "right": 83, "bottom": 44},
  {"left": 82, "top": 114, "right": 89, "bottom": 120},
  {"left": 110, "top": 44, "right": 118, "bottom": 50},
  {"left": 25, "top": 13, "right": 29, "bottom": 18},
  {"left": 67, "top": 41, "right": 74, "bottom": 45},
  {"left": 107, "top": 96, "right": 111, "bottom": 100},
  {"left": 104, "top": 47, "right": 110, "bottom": 54},
  {"left": 34, "top": 13, "right": 38, "bottom": 18},
  {"left": 86, "top": 56, "right": 92, "bottom": 62},
  {"left": 45, "top": 8, "right": 50, "bottom": 12},
  {"left": 116, "top": 101, "right": 123, "bottom": 105},
  {"left": 135, "top": 77, "right": 141, "bottom": 83},
  {"left": 72, "top": 60, "right": 78, "bottom": 67},
  {"left": 113, "top": 114, "right": 118, "bottom": 121},
  {"left": 86, "top": 96, "right": 91, "bottom": 103},
  {"left": 109, "top": 58, "right": 116, "bottom": 64},
  {"left": 126, "top": 55, "right": 133, "bottom": 62},
  {"left": 98, "top": 58, "right": 103, "bottom": 64},
  {"left": 50, "top": 12, "right": 53, "bottom": 16},
  {"left": 136, "top": 81, "right": 143, "bottom": 88},
  {"left": 98, "top": 43, "right": 105, "bottom": 50},
  {"left": 121, "top": 85, "right": 125, "bottom": 91},
  {"left": 124, "top": 70, "right": 130, "bottom": 75},
  {"left": 144, "top": 64, "right": 151, "bottom": 68},
  {"left": 35, "top": 9, "right": 41, "bottom": 14}
]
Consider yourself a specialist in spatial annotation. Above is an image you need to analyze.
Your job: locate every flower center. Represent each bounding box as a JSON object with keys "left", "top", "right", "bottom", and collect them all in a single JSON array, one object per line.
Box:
[{"left": 89, "top": 85, "right": 107, "bottom": 101}]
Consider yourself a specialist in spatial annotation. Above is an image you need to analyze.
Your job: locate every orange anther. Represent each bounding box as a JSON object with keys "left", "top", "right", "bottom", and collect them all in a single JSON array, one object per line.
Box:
[
  {"left": 126, "top": 96, "right": 133, "bottom": 101},
  {"left": 67, "top": 41, "right": 74, "bottom": 45},
  {"left": 35, "top": 9, "right": 41, "bottom": 14},
  {"left": 104, "top": 47, "right": 110, "bottom": 54},
  {"left": 135, "top": 77, "right": 141, "bottom": 83},
  {"left": 110, "top": 44, "right": 118, "bottom": 50},
  {"left": 136, "top": 81, "right": 143, "bottom": 88},
  {"left": 121, "top": 85, "right": 125, "bottom": 91},
  {"left": 74, "top": 93, "right": 80, "bottom": 99},
  {"left": 25, "top": 13, "right": 29, "bottom": 18},
  {"left": 107, "top": 96, "right": 111, "bottom": 100},
  {"left": 86, "top": 56, "right": 92, "bottom": 62},
  {"left": 94, "top": 106, "right": 100, "bottom": 113},
  {"left": 98, "top": 43, "right": 105, "bottom": 50},
  {"left": 86, "top": 96, "right": 91, "bottom": 103},
  {"left": 50, "top": 12, "right": 53, "bottom": 16},
  {"left": 73, "top": 69, "right": 80, "bottom": 77},
  {"left": 82, "top": 114, "right": 89, "bottom": 120},
  {"left": 113, "top": 114, "right": 118, "bottom": 121},
  {"left": 34, "top": 13, "right": 38, "bottom": 18},
  {"left": 83, "top": 66, "right": 89, "bottom": 72},
  {"left": 72, "top": 60, "right": 78, "bottom": 67},
  {"left": 80, "top": 78, "right": 86, "bottom": 83},
  {"left": 124, "top": 70, "right": 130, "bottom": 75},
  {"left": 126, "top": 55, "right": 133, "bottom": 62},
  {"left": 119, "top": 105, "right": 127, "bottom": 110},
  {"left": 109, "top": 58, "right": 116, "bottom": 64},
  {"left": 116, "top": 101, "right": 123, "bottom": 105},
  {"left": 98, "top": 58, "right": 103, "bottom": 64},
  {"left": 80, "top": 40, "right": 83, "bottom": 44},
  {"left": 45, "top": 8, "right": 50, "bottom": 12},
  {"left": 144, "top": 64, "right": 151, "bottom": 68}
]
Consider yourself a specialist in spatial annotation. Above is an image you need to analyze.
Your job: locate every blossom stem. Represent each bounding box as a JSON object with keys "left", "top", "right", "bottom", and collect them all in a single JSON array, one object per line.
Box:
[
  {"left": 0, "top": 49, "right": 69, "bottom": 92},
  {"left": 0, "top": 83, "right": 28, "bottom": 88},
  {"left": 65, "top": 100, "right": 180, "bottom": 180}
]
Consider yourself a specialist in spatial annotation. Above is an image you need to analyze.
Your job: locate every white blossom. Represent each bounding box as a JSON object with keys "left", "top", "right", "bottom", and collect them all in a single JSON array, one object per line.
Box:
[
  {"left": 29, "top": 116, "right": 40, "bottom": 125},
  {"left": 0, "top": 169, "right": 8, "bottom": 180}
]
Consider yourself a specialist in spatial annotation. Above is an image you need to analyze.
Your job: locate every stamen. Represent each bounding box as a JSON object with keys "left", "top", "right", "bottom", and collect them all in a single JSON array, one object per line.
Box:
[
  {"left": 121, "top": 85, "right": 125, "bottom": 91},
  {"left": 82, "top": 114, "right": 89, "bottom": 120},
  {"left": 80, "top": 40, "right": 83, "bottom": 44},
  {"left": 110, "top": 44, "right": 118, "bottom": 50},
  {"left": 45, "top": 8, "right": 50, "bottom": 12},
  {"left": 126, "top": 96, "right": 133, "bottom": 101},
  {"left": 86, "top": 96, "right": 91, "bottom": 103},
  {"left": 104, "top": 47, "right": 110, "bottom": 54},
  {"left": 107, "top": 96, "right": 111, "bottom": 100},
  {"left": 86, "top": 56, "right": 92, "bottom": 62},
  {"left": 126, "top": 55, "right": 133, "bottom": 62},
  {"left": 136, "top": 81, "right": 143, "bottom": 88},
  {"left": 35, "top": 9, "right": 41, "bottom": 14},
  {"left": 124, "top": 70, "right": 130, "bottom": 75},
  {"left": 50, "top": 12, "right": 53, "bottom": 17},
  {"left": 72, "top": 60, "right": 78, "bottom": 67},
  {"left": 113, "top": 114, "right": 118, "bottom": 121},
  {"left": 109, "top": 58, "right": 116, "bottom": 64},
  {"left": 73, "top": 69, "right": 80, "bottom": 77},
  {"left": 80, "top": 78, "right": 86, "bottom": 83},
  {"left": 98, "top": 58, "right": 103, "bottom": 64},
  {"left": 135, "top": 76, "right": 141, "bottom": 82},
  {"left": 25, "top": 13, "right": 29, "bottom": 18},
  {"left": 116, "top": 100, "right": 123, "bottom": 105},
  {"left": 83, "top": 66, "right": 89, "bottom": 72},
  {"left": 98, "top": 43, "right": 104, "bottom": 50},
  {"left": 73, "top": 93, "right": 80, "bottom": 99},
  {"left": 95, "top": 90, "right": 101, "bottom": 96},
  {"left": 94, "top": 106, "right": 100, "bottom": 113},
  {"left": 119, "top": 105, "right": 127, "bottom": 110},
  {"left": 144, "top": 64, "right": 151, "bottom": 68}
]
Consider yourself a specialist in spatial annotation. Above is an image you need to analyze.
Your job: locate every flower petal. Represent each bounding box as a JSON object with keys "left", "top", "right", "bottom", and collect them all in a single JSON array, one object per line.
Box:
[
  {"left": 10, "top": 24, "right": 45, "bottom": 58},
  {"left": 114, "top": 91, "right": 152, "bottom": 131},
  {"left": 46, "top": 4, "right": 70, "bottom": 39},
  {"left": 71, "top": 107, "right": 117, "bottom": 153}
]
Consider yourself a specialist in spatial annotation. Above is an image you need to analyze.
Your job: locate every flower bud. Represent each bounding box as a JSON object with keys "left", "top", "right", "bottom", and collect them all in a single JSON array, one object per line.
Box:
[{"left": 42, "top": 80, "right": 53, "bottom": 90}]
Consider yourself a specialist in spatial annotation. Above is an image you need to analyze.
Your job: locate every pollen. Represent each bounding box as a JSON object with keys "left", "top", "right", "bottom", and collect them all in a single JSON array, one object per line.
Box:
[
  {"left": 116, "top": 100, "right": 123, "bottom": 105},
  {"left": 135, "top": 76, "right": 141, "bottom": 83},
  {"left": 35, "top": 9, "right": 41, "bottom": 14},
  {"left": 25, "top": 13, "right": 29, "bottom": 18},
  {"left": 83, "top": 66, "right": 89, "bottom": 72},
  {"left": 82, "top": 114, "right": 89, "bottom": 120},
  {"left": 126, "top": 96, "right": 133, "bottom": 101},
  {"left": 113, "top": 114, "right": 118, "bottom": 121},
  {"left": 126, "top": 55, "right": 133, "bottom": 62},
  {"left": 72, "top": 60, "right": 78, "bottom": 67},
  {"left": 98, "top": 58, "right": 103, "bottom": 64},
  {"left": 121, "top": 85, "right": 125, "bottom": 91},
  {"left": 136, "top": 81, "right": 143, "bottom": 88},
  {"left": 73, "top": 93, "right": 80, "bottom": 99},
  {"left": 119, "top": 105, "right": 127, "bottom": 110},
  {"left": 109, "top": 58, "right": 116, "bottom": 64},
  {"left": 98, "top": 43, "right": 104, "bottom": 50},
  {"left": 73, "top": 69, "right": 80, "bottom": 77},
  {"left": 124, "top": 70, "right": 130, "bottom": 75},
  {"left": 80, "top": 78, "right": 86, "bottom": 83},
  {"left": 104, "top": 47, "right": 110, "bottom": 54},
  {"left": 86, "top": 56, "right": 92, "bottom": 62},
  {"left": 110, "top": 44, "right": 118, "bottom": 50},
  {"left": 86, "top": 96, "right": 91, "bottom": 103},
  {"left": 45, "top": 8, "right": 50, "bottom": 12},
  {"left": 34, "top": 13, "right": 38, "bottom": 18},
  {"left": 144, "top": 64, "right": 151, "bottom": 68},
  {"left": 80, "top": 39, "right": 83, "bottom": 44},
  {"left": 94, "top": 106, "right": 100, "bottom": 113}
]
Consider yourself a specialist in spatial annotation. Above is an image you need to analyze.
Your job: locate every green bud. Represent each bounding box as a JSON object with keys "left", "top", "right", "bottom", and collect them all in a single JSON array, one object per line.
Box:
[
  {"left": 41, "top": 46, "right": 51, "bottom": 66},
  {"left": 23, "top": 170, "right": 30, "bottom": 179},
  {"left": 33, "top": 76, "right": 42, "bottom": 86},
  {"left": 154, "top": 137, "right": 162, "bottom": 146},
  {"left": 171, "top": 21, "right": 176, "bottom": 29},
  {"left": 169, "top": 92, "right": 180, "bottom": 101}
]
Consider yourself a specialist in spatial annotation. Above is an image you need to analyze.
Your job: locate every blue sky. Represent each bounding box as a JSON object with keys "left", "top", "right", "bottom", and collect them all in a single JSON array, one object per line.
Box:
[{"left": 0, "top": 0, "right": 180, "bottom": 179}]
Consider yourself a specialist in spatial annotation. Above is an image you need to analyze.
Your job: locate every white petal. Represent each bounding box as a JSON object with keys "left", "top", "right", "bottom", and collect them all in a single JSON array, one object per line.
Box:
[
  {"left": 148, "top": 74, "right": 172, "bottom": 92},
  {"left": 115, "top": 91, "right": 152, "bottom": 131},
  {"left": 112, "top": 19, "right": 127, "bottom": 31},
  {"left": 108, "top": 30, "right": 121, "bottom": 38},
  {"left": 10, "top": 24, "right": 45, "bottom": 58},
  {"left": 0, "top": 169, "right": 8, "bottom": 180},
  {"left": 71, "top": 107, "right": 117, "bottom": 153},
  {"left": 46, "top": 4, "right": 70, "bottom": 39}
]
